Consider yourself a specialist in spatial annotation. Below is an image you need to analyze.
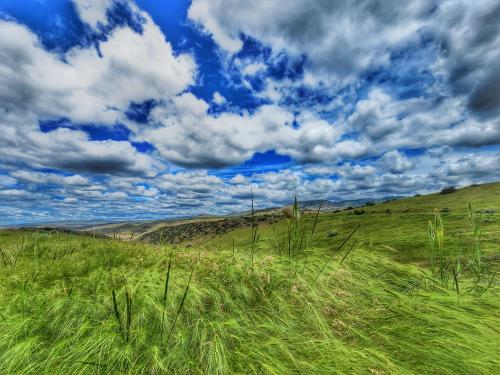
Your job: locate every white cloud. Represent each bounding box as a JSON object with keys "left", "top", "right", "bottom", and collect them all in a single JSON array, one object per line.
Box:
[
  {"left": 189, "top": 0, "right": 434, "bottom": 78},
  {"left": 0, "top": 14, "right": 195, "bottom": 125},
  {"left": 434, "top": 152, "right": 500, "bottom": 181},
  {"left": 0, "top": 175, "right": 16, "bottom": 187},
  {"left": 189, "top": 0, "right": 500, "bottom": 124},
  {"left": 378, "top": 151, "right": 415, "bottom": 174},
  {"left": 0, "top": 114, "right": 159, "bottom": 177},
  {"left": 72, "top": 0, "right": 115, "bottom": 31},
  {"left": 303, "top": 165, "right": 335, "bottom": 176},
  {"left": 132, "top": 185, "right": 158, "bottom": 197},
  {"left": 212, "top": 91, "right": 227, "bottom": 105},
  {"left": 142, "top": 96, "right": 291, "bottom": 167},
  {"left": 0, "top": 189, "right": 41, "bottom": 200},
  {"left": 229, "top": 174, "right": 248, "bottom": 184},
  {"left": 11, "top": 170, "right": 91, "bottom": 186},
  {"left": 0, "top": 5, "right": 194, "bottom": 178},
  {"left": 189, "top": 0, "right": 500, "bottom": 118},
  {"left": 345, "top": 88, "right": 500, "bottom": 154},
  {"left": 139, "top": 94, "right": 350, "bottom": 167},
  {"left": 106, "top": 191, "right": 129, "bottom": 200},
  {"left": 241, "top": 62, "right": 266, "bottom": 76},
  {"left": 156, "top": 170, "right": 223, "bottom": 194},
  {"left": 434, "top": 0, "right": 500, "bottom": 117}
]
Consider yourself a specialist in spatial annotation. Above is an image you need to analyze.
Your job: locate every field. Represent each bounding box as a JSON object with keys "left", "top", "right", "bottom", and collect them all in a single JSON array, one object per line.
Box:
[{"left": 0, "top": 183, "right": 499, "bottom": 374}]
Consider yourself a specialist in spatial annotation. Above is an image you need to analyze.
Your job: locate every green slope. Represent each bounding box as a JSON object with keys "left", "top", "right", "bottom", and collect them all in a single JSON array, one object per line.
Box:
[
  {"left": 0, "top": 182, "right": 499, "bottom": 374},
  {"left": 207, "top": 182, "right": 500, "bottom": 263}
]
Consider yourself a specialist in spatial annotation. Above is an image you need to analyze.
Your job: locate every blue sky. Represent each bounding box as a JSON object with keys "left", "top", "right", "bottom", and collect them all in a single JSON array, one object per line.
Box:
[{"left": 0, "top": 0, "right": 499, "bottom": 225}]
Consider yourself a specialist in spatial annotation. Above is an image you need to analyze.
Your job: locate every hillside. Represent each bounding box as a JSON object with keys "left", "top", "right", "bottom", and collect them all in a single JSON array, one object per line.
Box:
[
  {"left": 137, "top": 215, "right": 277, "bottom": 245},
  {"left": 77, "top": 196, "right": 403, "bottom": 243},
  {"left": 0, "top": 182, "right": 499, "bottom": 374},
  {"left": 13, "top": 196, "right": 399, "bottom": 241},
  {"left": 140, "top": 183, "right": 500, "bottom": 260}
]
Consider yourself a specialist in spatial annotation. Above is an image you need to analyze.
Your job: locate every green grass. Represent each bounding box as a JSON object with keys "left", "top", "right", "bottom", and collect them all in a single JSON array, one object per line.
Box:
[{"left": 0, "top": 183, "right": 499, "bottom": 374}]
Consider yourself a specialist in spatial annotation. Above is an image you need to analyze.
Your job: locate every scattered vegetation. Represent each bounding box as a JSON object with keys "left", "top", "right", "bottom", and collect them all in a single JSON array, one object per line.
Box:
[
  {"left": 353, "top": 208, "right": 365, "bottom": 215},
  {"left": 440, "top": 186, "right": 457, "bottom": 194}
]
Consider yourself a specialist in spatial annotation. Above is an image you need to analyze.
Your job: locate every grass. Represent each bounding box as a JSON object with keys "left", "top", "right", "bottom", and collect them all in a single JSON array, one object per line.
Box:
[{"left": 0, "top": 183, "right": 499, "bottom": 374}]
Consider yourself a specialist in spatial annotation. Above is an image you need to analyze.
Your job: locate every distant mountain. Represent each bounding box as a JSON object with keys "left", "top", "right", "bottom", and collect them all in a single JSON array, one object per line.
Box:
[{"left": 229, "top": 196, "right": 403, "bottom": 217}]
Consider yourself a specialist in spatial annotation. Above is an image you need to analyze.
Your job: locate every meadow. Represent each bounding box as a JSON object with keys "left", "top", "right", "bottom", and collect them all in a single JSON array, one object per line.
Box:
[{"left": 0, "top": 183, "right": 499, "bottom": 374}]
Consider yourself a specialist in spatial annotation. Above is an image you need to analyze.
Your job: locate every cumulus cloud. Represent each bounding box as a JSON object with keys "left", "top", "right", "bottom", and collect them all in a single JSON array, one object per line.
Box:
[
  {"left": 212, "top": 91, "right": 227, "bottom": 105},
  {"left": 0, "top": 189, "right": 42, "bottom": 201},
  {"left": 0, "top": 16, "right": 195, "bottom": 125},
  {"left": 378, "top": 151, "right": 415, "bottom": 174},
  {"left": 433, "top": 152, "right": 500, "bottom": 181},
  {"left": 240, "top": 62, "right": 266, "bottom": 77},
  {"left": 189, "top": 0, "right": 434, "bottom": 78},
  {"left": 72, "top": 0, "right": 115, "bottom": 30},
  {"left": 436, "top": 0, "right": 500, "bottom": 117},
  {"left": 0, "top": 2, "right": 193, "bottom": 178},
  {"left": 0, "top": 116, "right": 158, "bottom": 176},
  {"left": 156, "top": 170, "right": 223, "bottom": 195},
  {"left": 138, "top": 93, "right": 354, "bottom": 168},
  {"left": 190, "top": 0, "right": 500, "bottom": 117},
  {"left": 10, "top": 170, "right": 90, "bottom": 186},
  {"left": 345, "top": 88, "right": 500, "bottom": 154}
]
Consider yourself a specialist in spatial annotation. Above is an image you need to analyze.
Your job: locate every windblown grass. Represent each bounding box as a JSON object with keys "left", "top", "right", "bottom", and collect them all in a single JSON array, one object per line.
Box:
[{"left": 0, "top": 185, "right": 499, "bottom": 374}]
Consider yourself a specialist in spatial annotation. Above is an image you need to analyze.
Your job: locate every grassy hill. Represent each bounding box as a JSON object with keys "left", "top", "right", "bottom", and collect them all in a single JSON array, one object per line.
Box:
[{"left": 0, "top": 183, "right": 499, "bottom": 374}]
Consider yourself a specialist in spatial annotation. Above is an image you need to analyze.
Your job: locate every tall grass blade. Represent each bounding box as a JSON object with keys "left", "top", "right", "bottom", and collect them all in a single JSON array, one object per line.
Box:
[
  {"left": 452, "top": 266, "right": 459, "bottom": 295},
  {"left": 160, "top": 251, "right": 173, "bottom": 341},
  {"left": 125, "top": 289, "right": 132, "bottom": 343},
  {"left": 314, "top": 225, "right": 359, "bottom": 281},
  {"left": 165, "top": 266, "right": 194, "bottom": 346},
  {"left": 112, "top": 290, "right": 125, "bottom": 342},
  {"left": 338, "top": 238, "right": 358, "bottom": 267}
]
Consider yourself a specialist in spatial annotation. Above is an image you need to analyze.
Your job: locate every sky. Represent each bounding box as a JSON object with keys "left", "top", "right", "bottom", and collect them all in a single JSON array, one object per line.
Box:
[{"left": 0, "top": 0, "right": 499, "bottom": 225}]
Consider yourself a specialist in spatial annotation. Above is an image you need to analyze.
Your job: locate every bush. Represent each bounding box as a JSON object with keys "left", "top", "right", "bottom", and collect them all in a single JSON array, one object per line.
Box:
[
  {"left": 440, "top": 186, "right": 457, "bottom": 194},
  {"left": 353, "top": 209, "right": 365, "bottom": 215},
  {"left": 364, "top": 201, "right": 375, "bottom": 207}
]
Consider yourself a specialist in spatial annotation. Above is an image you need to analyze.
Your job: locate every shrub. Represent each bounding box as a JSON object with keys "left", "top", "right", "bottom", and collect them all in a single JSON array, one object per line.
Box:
[
  {"left": 440, "top": 186, "right": 457, "bottom": 194},
  {"left": 353, "top": 209, "right": 365, "bottom": 215},
  {"left": 364, "top": 201, "right": 375, "bottom": 207}
]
